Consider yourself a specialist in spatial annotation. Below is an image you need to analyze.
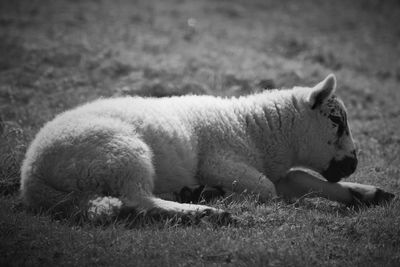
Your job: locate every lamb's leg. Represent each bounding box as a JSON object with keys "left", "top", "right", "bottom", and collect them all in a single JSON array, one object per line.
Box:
[
  {"left": 199, "top": 156, "right": 277, "bottom": 202},
  {"left": 275, "top": 169, "right": 395, "bottom": 205},
  {"left": 124, "top": 195, "right": 225, "bottom": 216}
]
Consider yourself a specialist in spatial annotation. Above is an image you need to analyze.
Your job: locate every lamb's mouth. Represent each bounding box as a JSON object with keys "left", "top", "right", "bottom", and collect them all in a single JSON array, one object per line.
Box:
[{"left": 321, "top": 156, "right": 358, "bottom": 183}]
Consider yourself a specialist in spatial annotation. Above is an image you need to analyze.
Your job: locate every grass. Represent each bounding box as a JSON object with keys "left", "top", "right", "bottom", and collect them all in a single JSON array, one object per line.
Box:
[{"left": 1, "top": 0, "right": 400, "bottom": 266}]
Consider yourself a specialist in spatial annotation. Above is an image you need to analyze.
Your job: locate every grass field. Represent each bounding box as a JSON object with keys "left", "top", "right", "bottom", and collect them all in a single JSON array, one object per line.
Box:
[{"left": 1, "top": 0, "right": 400, "bottom": 266}]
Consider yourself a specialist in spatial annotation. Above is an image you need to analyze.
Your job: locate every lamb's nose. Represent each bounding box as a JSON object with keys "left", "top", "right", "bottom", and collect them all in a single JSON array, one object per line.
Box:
[{"left": 342, "top": 155, "right": 358, "bottom": 174}]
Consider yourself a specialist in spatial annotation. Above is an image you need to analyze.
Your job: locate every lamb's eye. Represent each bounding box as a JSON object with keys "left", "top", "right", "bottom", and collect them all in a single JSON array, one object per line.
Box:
[{"left": 329, "top": 115, "right": 345, "bottom": 137}]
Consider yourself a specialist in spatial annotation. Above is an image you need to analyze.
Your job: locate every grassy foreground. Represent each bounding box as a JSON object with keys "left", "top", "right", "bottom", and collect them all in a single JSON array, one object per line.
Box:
[{"left": 1, "top": 0, "right": 400, "bottom": 266}]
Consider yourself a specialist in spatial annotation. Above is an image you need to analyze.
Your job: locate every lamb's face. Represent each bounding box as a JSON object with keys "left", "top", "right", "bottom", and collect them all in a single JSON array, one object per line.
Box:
[
  {"left": 311, "top": 96, "right": 357, "bottom": 182},
  {"left": 297, "top": 75, "right": 357, "bottom": 182}
]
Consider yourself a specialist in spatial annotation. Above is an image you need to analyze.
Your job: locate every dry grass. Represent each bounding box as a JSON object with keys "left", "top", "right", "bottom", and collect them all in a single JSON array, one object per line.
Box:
[{"left": 1, "top": 0, "right": 400, "bottom": 266}]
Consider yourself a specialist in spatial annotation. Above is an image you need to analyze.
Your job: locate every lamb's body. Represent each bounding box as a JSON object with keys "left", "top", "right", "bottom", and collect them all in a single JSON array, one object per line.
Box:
[
  {"left": 21, "top": 92, "right": 293, "bottom": 213},
  {"left": 20, "top": 75, "right": 394, "bottom": 220}
]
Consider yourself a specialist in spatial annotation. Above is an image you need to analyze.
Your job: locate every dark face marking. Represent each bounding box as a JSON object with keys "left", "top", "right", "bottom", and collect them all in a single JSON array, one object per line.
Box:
[
  {"left": 322, "top": 152, "right": 358, "bottom": 182},
  {"left": 320, "top": 96, "right": 350, "bottom": 138},
  {"left": 328, "top": 114, "right": 348, "bottom": 137},
  {"left": 317, "top": 96, "right": 356, "bottom": 181}
]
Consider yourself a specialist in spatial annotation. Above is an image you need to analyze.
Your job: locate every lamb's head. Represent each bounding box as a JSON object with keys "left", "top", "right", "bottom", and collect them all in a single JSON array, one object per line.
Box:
[{"left": 295, "top": 74, "right": 357, "bottom": 182}]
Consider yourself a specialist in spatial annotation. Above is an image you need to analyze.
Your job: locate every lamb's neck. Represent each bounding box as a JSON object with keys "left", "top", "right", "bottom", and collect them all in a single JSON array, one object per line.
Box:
[{"left": 244, "top": 92, "right": 300, "bottom": 179}]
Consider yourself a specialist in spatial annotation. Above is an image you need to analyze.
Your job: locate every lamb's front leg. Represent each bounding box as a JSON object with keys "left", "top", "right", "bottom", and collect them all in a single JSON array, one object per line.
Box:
[
  {"left": 276, "top": 169, "right": 395, "bottom": 205},
  {"left": 199, "top": 157, "right": 277, "bottom": 202},
  {"left": 338, "top": 182, "right": 395, "bottom": 206}
]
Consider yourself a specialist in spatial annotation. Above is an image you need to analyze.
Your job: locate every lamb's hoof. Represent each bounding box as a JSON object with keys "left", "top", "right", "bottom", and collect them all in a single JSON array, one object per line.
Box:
[
  {"left": 196, "top": 209, "right": 236, "bottom": 226},
  {"left": 370, "top": 189, "right": 395, "bottom": 205},
  {"left": 350, "top": 188, "right": 395, "bottom": 207},
  {"left": 178, "top": 208, "right": 234, "bottom": 225},
  {"left": 217, "top": 211, "right": 237, "bottom": 225}
]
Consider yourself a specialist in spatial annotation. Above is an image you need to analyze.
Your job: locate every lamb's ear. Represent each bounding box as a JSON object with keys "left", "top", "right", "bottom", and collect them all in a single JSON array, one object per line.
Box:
[{"left": 308, "top": 74, "right": 336, "bottom": 109}]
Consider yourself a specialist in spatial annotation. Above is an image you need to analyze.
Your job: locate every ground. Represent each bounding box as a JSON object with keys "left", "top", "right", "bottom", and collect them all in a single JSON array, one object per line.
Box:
[{"left": 1, "top": 0, "right": 400, "bottom": 266}]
